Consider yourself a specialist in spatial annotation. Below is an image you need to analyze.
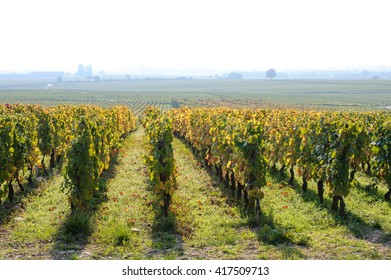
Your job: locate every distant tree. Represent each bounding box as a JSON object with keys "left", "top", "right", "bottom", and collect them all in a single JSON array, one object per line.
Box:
[
  {"left": 227, "top": 72, "right": 243, "bottom": 80},
  {"left": 92, "top": 75, "right": 101, "bottom": 82},
  {"left": 171, "top": 98, "right": 180, "bottom": 108},
  {"left": 361, "top": 70, "right": 370, "bottom": 78},
  {"left": 56, "top": 76, "right": 63, "bottom": 83},
  {"left": 266, "top": 68, "right": 277, "bottom": 79},
  {"left": 125, "top": 74, "right": 131, "bottom": 80}
]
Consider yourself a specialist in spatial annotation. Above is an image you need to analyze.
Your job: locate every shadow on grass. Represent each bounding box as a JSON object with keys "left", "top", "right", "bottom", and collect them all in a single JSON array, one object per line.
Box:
[
  {"left": 284, "top": 174, "right": 388, "bottom": 242},
  {"left": 175, "top": 136, "right": 304, "bottom": 255},
  {"left": 1, "top": 155, "right": 68, "bottom": 226},
  {"left": 148, "top": 210, "right": 184, "bottom": 259},
  {"left": 144, "top": 172, "right": 184, "bottom": 259},
  {"left": 49, "top": 152, "right": 120, "bottom": 259},
  {"left": 0, "top": 172, "right": 57, "bottom": 226},
  {"left": 355, "top": 181, "right": 389, "bottom": 205}
]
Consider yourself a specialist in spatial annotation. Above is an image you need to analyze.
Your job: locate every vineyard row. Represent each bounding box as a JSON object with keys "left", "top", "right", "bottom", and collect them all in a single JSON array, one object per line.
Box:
[
  {"left": 1, "top": 104, "right": 390, "bottom": 217},
  {"left": 168, "top": 108, "right": 391, "bottom": 215},
  {"left": 0, "top": 104, "right": 136, "bottom": 210}
]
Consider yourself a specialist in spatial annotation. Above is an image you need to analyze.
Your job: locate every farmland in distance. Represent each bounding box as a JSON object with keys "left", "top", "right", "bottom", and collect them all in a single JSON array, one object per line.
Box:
[{"left": 1, "top": 79, "right": 391, "bottom": 112}]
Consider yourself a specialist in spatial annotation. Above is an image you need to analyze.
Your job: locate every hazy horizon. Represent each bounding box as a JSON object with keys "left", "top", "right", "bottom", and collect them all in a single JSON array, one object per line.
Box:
[
  {"left": 1, "top": 0, "right": 390, "bottom": 75},
  {"left": 2, "top": 65, "right": 391, "bottom": 77}
]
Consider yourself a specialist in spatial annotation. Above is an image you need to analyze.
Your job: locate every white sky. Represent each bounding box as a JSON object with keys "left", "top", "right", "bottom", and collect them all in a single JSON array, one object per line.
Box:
[{"left": 0, "top": 0, "right": 390, "bottom": 74}]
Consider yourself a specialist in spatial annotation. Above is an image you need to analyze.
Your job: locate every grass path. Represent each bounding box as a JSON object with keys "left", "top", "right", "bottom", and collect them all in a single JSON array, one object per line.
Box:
[
  {"left": 81, "top": 127, "right": 157, "bottom": 259},
  {"left": 1, "top": 127, "right": 391, "bottom": 259},
  {"left": 0, "top": 174, "right": 70, "bottom": 259},
  {"left": 169, "top": 138, "right": 265, "bottom": 259}
]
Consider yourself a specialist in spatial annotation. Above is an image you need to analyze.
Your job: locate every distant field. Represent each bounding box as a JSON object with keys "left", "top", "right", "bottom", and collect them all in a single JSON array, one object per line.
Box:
[{"left": 1, "top": 79, "right": 391, "bottom": 111}]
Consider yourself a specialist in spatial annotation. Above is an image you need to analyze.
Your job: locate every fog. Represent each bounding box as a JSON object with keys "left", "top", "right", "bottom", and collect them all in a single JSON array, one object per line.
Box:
[{"left": 1, "top": 0, "right": 390, "bottom": 75}]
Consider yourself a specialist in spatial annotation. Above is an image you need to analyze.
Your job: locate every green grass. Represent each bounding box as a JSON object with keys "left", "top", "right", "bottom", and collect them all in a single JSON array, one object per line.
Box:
[
  {"left": 1, "top": 128, "right": 391, "bottom": 259},
  {"left": 260, "top": 168, "right": 391, "bottom": 259},
  {"left": 0, "top": 173, "right": 70, "bottom": 259},
  {"left": 170, "top": 138, "right": 260, "bottom": 259},
  {"left": 86, "top": 128, "right": 156, "bottom": 259}
]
